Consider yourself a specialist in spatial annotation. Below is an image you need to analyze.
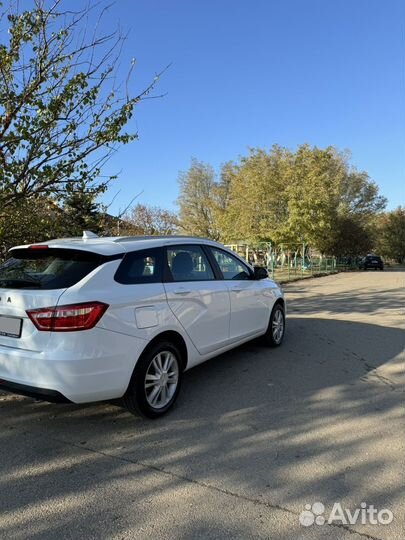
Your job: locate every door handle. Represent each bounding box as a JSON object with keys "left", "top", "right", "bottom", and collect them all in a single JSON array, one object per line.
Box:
[
  {"left": 173, "top": 287, "right": 191, "bottom": 295},
  {"left": 231, "top": 286, "right": 243, "bottom": 292}
]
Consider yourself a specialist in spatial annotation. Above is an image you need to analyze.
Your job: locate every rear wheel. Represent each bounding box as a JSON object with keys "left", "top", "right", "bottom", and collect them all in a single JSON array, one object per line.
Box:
[
  {"left": 123, "top": 341, "right": 183, "bottom": 418},
  {"left": 263, "top": 303, "right": 285, "bottom": 347}
]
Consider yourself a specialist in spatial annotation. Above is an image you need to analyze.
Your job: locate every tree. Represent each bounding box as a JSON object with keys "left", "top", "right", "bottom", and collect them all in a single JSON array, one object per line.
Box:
[
  {"left": 0, "top": 0, "right": 161, "bottom": 209},
  {"left": 281, "top": 146, "right": 386, "bottom": 254},
  {"left": 122, "top": 203, "right": 178, "bottom": 236},
  {"left": 338, "top": 170, "right": 387, "bottom": 217},
  {"left": 216, "top": 147, "right": 290, "bottom": 243},
  {"left": 61, "top": 182, "right": 104, "bottom": 236},
  {"left": 320, "top": 215, "right": 373, "bottom": 257},
  {"left": 375, "top": 207, "right": 405, "bottom": 263},
  {"left": 0, "top": 197, "right": 64, "bottom": 259},
  {"left": 211, "top": 160, "right": 237, "bottom": 241},
  {"left": 179, "top": 145, "right": 386, "bottom": 253},
  {"left": 177, "top": 159, "right": 219, "bottom": 239}
]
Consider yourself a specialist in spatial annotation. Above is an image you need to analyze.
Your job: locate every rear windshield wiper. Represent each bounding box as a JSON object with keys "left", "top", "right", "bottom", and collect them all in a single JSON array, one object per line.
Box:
[{"left": 0, "top": 278, "right": 42, "bottom": 289}]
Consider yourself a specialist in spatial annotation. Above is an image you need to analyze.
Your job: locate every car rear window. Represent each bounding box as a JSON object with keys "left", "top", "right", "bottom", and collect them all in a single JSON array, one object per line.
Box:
[
  {"left": 114, "top": 248, "right": 163, "bottom": 284},
  {"left": 0, "top": 248, "right": 110, "bottom": 290}
]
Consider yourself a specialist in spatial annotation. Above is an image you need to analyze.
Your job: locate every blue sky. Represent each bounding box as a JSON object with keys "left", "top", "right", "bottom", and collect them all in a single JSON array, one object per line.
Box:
[{"left": 96, "top": 0, "right": 404, "bottom": 213}]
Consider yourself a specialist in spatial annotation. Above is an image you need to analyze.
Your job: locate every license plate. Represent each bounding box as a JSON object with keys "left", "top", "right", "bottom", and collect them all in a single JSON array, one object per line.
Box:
[{"left": 0, "top": 316, "right": 22, "bottom": 338}]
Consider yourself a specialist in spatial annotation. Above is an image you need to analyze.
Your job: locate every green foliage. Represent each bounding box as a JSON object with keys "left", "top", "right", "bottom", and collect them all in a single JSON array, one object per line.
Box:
[
  {"left": 281, "top": 146, "right": 344, "bottom": 247},
  {"left": 215, "top": 147, "right": 290, "bottom": 243},
  {"left": 319, "top": 215, "right": 373, "bottom": 257},
  {"left": 177, "top": 159, "right": 219, "bottom": 239},
  {"left": 177, "top": 145, "right": 387, "bottom": 255},
  {"left": 0, "top": 197, "right": 65, "bottom": 259},
  {"left": 61, "top": 182, "right": 105, "bottom": 236},
  {"left": 0, "top": 0, "right": 158, "bottom": 208},
  {"left": 374, "top": 207, "right": 405, "bottom": 263}
]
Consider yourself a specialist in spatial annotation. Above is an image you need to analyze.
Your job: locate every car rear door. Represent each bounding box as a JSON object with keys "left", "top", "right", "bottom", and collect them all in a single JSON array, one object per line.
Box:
[
  {"left": 163, "top": 244, "right": 231, "bottom": 355},
  {"left": 208, "top": 247, "right": 271, "bottom": 342}
]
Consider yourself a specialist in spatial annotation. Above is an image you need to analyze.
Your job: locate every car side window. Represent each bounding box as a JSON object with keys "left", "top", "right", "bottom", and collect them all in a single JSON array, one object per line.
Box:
[
  {"left": 210, "top": 248, "right": 251, "bottom": 280},
  {"left": 114, "top": 248, "right": 162, "bottom": 284},
  {"left": 166, "top": 245, "right": 215, "bottom": 282}
]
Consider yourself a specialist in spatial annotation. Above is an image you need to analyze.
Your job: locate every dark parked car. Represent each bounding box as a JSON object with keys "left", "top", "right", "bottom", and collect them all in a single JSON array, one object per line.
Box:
[{"left": 359, "top": 255, "right": 384, "bottom": 271}]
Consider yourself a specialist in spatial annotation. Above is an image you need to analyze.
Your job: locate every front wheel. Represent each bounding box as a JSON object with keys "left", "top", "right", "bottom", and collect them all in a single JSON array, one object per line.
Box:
[
  {"left": 263, "top": 303, "right": 285, "bottom": 347},
  {"left": 123, "top": 341, "right": 183, "bottom": 418}
]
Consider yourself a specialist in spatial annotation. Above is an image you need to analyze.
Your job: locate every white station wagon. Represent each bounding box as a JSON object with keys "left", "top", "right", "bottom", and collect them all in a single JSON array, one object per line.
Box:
[{"left": 0, "top": 234, "right": 285, "bottom": 417}]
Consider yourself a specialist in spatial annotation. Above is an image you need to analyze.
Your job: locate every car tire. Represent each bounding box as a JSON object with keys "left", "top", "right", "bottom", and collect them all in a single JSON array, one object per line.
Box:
[
  {"left": 123, "top": 341, "right": 183, "bottom": 418},
  {"left": 263, "top": 303, "right": 285, "bottom": 347}
]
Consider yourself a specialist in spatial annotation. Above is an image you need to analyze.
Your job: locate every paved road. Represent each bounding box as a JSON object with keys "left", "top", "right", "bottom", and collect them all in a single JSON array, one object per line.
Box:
[{"left": 0, "top": 270, "right": 404, "bottom": 540}]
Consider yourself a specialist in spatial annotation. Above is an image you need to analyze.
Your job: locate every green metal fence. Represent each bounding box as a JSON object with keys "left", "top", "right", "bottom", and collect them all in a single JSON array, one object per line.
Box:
[{"left": 225, "top": 242, "right": 338, "bottom": 283}]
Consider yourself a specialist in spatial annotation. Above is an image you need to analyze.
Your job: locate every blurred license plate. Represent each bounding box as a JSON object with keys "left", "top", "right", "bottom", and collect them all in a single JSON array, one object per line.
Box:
[{"left": 0, "top": 316, "right": 22, "bottom": 338}]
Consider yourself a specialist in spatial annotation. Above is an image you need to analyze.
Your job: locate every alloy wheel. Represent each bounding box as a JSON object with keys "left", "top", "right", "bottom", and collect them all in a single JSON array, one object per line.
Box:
[
  {"left": 272, "top": 308, "right": 284, "bottom": 344},
  {"left": 144, "top": 351, "right": 179, "bottom": 409}
]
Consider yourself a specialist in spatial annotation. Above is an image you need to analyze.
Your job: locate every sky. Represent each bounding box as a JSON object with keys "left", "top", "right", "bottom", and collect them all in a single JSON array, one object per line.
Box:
[{"left": 91, "top": 0, "right": 404, "bottom": 214}]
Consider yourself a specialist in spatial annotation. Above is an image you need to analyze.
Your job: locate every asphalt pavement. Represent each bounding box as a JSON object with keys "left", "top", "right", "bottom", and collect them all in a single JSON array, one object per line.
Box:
[{"left": 0, "top": 269, "right": 404, "bottom": 540}]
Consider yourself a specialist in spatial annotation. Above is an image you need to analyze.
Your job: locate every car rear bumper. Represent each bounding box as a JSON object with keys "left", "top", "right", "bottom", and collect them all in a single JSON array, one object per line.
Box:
[
  {"left": 0, "top": 328, "right": 148, "bottom": 404},
  {"left": 0, "top": 379, "right": 71, "bottom": 403}
]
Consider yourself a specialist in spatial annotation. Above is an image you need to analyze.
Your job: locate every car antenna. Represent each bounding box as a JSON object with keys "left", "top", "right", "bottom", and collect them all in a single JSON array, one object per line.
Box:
[{"left": 82, "top": 231, "right": 99, "bottom": 240}]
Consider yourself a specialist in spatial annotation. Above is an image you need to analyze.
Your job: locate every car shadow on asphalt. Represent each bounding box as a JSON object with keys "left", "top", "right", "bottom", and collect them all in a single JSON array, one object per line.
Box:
[{"left": 0, "top": 316, "right": 403, "bottom": 539}]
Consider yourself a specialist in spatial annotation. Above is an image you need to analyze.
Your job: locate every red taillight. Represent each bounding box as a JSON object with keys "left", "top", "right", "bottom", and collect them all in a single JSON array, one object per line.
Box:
[
  {"left": 26, "top": 302, "right": 108, "bottom": 332},
  {"left": 28, "top": 245, "right": 49, "bottom": 250}
]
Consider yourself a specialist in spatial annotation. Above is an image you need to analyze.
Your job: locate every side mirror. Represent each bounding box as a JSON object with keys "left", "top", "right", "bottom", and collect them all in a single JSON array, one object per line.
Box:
[{"left": 253, "top": 266, "right": 268, "bottom": 280}]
